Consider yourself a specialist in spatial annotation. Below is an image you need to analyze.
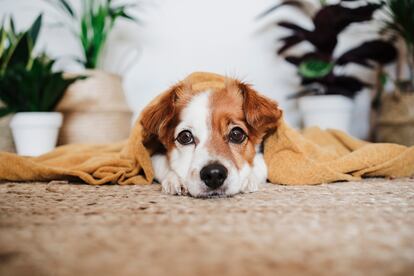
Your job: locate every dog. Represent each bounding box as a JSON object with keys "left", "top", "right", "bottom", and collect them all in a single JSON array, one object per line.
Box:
[{"left": 140, "top": 72, "right": 282, "bottom": 197}]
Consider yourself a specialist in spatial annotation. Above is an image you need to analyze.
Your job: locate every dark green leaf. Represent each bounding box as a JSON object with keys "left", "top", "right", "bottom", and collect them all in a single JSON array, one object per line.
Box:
[
  {"left": 0, "top": 25, "right": 6, "bottom": 58},
  {"left": 300, "top": 75, "right": 369, "bottom": 98},
  {"left": 59, "top": 0, "right": 76, "bottom": 18},
  {"left": 118, "top": 11, "right": 137, "bottom": 22},
  {"left": 9, "top": 16, "right": 16, "bottom": 35},
  {"left": 7, "top": 33, "right": 31, "bottom": 68},
  {"left": 28, "top": 14, "right": 43, "bottom": 46},
  {"left": 0, "top": 56, "right": 83, "bottom": 113},
  {"left": 299, "top": 59, "right": 334, "bottom": 78},
  {"left": 384, "top": 0, "right": 414, "bottom": 46},
  {"left": 336, "top": 40, "right": 397, "bottom": 67},
  {"left": 380, "top": 72, "right": 388, "bottom": 88}
]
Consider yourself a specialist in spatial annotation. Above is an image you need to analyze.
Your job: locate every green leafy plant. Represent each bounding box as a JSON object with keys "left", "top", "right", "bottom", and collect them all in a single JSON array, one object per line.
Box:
[
  {"left": 0, "top": 15, "right": 42, "bottom": 75},
  {"left": 0, "top": 15, "right": 82, "bottom": 117},
  {"left": 381, "top": 0, "right": 414, "bottom": 90},
  {"left": 45, "top": 0, "right": 139, "bottom": 69},
  {"left": 258, "top": 0, "right": 397, "bottom": 99}
]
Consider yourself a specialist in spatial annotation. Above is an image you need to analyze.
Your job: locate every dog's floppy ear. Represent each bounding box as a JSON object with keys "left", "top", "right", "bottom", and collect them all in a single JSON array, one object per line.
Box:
[
  {"left": 140, "top": 83, "right": 182, "bottom": 151},
  {"left": 238, "top": 82, "right": 282, "bottom": 137}
]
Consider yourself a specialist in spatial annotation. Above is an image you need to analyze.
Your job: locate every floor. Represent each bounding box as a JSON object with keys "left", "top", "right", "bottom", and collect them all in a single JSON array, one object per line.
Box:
[{"left": 0, "top": 179, "right": 413, "bottom": 276}]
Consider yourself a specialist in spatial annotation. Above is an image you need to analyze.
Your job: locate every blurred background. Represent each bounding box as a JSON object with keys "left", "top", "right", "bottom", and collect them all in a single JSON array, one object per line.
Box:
[{"left": 1, "top": 0, "right": 413, "bottom": 155}]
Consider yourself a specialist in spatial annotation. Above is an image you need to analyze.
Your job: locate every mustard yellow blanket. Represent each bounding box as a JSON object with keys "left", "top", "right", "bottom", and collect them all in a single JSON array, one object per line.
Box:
[{"left": 1, "top": 73, "right": 413, "bottom": 185}]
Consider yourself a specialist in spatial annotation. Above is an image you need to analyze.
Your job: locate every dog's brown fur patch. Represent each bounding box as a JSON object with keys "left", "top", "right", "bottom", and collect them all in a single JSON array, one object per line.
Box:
[
  {"left": 208, "top": 81, "right": 282, "bottom": 168},
  {"left": 140, "top": 82, "right": 205, "bottom": 152}
]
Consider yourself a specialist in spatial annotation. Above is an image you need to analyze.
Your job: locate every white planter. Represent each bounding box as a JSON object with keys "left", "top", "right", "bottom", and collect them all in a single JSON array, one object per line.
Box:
[
  {"left": 350, "top": 89, "right": 371, "bottom": 139},
  {"left": 10, "top": 112, "right": 63, "bottom": 156},
  {"left": 298, "top": 95, "right": 354, "bottom": 133}
]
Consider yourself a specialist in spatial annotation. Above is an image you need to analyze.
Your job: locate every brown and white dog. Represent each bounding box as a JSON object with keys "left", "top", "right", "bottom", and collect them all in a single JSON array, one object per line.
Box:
[{"left": 140, "top": 72, "right": 282, "bottom": 197}]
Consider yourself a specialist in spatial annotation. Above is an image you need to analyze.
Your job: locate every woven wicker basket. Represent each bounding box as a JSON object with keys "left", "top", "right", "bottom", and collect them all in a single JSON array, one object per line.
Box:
[
  {"left": 376, "top": 92, "right": 414, "bottom": 146},
  {"left": 0, "top": 114, "right": 15, "bottom": 152},
  {"left": 57, "top": 70, "right": 132, "bottom": 145}
]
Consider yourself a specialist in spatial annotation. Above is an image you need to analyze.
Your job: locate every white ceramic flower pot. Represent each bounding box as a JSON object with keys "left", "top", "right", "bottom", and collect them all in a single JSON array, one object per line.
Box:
[
  {"left": 10, "top": 112, "right": 63, "bottom": 156},
  {"left": 298, "top": 95, "right": 354, "bottom": 133}
]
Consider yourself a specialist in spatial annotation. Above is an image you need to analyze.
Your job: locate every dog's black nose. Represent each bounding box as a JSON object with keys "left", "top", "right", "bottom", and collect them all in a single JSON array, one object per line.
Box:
[{"left": 200, "top": 164, "right": 228, "bottom": 189}]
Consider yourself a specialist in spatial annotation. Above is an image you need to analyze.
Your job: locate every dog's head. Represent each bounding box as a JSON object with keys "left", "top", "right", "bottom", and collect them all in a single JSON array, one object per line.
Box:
[{"left": 141, "top": 76, "right": 282, "bottom": 197}]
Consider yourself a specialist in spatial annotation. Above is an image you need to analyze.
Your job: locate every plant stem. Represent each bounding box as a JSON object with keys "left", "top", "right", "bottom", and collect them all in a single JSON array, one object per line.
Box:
[{"left": 409, "top": 43, "right": 414, "bottom": 90}]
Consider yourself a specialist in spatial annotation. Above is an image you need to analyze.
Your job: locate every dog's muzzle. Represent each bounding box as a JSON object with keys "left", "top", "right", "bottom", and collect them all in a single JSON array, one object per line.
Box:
[{"left": 200, "top": 163, "right": 228, "bottom": 189}]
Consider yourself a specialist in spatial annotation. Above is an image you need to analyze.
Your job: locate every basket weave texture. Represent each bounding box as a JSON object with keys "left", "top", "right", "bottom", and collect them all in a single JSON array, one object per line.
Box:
[
  {"left": 57, "top": 70, "right": 132, "bottom": 145},
  {"left": 376, "top": 92, "right": 414, "bottom": 146},
  {"left": 0, "top": 115, "right": 15, "bottom": 152}
]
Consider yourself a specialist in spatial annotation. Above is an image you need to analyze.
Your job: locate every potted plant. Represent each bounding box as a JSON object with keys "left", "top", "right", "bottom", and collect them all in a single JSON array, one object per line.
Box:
[
  {"left": 375, "top": 0, "right": 414, "bottom": 146},
  {"left": 45, "top": 0, "right": 140, "bottom": 145},
  {"left": 0, "top": 15, "right": 81, "bottom": 156},
  {"left": 259, "top": 0, "right": 397, "bottom": 134}
]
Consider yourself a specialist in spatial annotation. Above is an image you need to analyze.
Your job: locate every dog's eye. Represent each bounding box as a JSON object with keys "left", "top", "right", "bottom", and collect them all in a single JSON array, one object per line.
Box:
[
  {"left": 176, "top": 130, "right": 194, "bottom": 145},
  {"left": 229, "top": 127, "right": 247, "bottom": 144}
]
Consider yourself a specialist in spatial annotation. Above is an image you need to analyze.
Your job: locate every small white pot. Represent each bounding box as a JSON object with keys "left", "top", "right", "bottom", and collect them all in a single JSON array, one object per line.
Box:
[
  {"left": 350, "top": 89, "right": 371, "bottom": 139},
  {"left": 10, "top": 112, "right": 63, "bottom": 156},
  {"left": 298, "top": 95, "right": 354, "bottom": 133}
]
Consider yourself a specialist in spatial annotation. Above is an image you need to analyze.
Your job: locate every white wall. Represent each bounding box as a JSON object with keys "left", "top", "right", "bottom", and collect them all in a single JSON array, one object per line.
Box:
[
  {"left": 0, "top": 0, "right": 382, "bottom": 136},
  {"left": 122, "top": 0, "right": 297, "bottom": 115}
]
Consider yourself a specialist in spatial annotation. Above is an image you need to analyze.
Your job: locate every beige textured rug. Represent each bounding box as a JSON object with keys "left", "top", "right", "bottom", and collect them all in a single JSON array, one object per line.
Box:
[{"left": 0, "top": 179, "right": 413, "bottom": 276}]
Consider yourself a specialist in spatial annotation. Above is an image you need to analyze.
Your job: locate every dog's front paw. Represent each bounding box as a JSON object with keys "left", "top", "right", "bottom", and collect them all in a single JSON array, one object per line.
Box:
[
  {"left": 241, "top": 177, "right": 259, "bottom": 193},
  {"left": 161, "top": 172, "right": 188, "bottom": 196},
  {"left": 241, "top": 153, "right": 267, "bottom": 193}
]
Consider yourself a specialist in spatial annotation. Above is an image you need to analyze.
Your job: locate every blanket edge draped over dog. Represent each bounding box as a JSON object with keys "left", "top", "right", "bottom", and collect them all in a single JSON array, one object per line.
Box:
[{"left": 1, "top": 72, "right": 413, "bottom": 185}]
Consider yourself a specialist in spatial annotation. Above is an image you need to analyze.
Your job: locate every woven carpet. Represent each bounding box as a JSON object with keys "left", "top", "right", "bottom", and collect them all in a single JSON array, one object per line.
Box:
[{"left": 0, "top": 179, "right": 413, "bottom": 276}]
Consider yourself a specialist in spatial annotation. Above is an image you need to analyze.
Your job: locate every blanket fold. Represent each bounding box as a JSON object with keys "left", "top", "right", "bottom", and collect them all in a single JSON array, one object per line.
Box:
[
  {"left": 1, "top": 72, "right": 413, "bottom": 185},
  {"left": 0, "top": 123, "right": 153, "bottom": 185},
  {"left": 264, "top": 119, "right": 414, "bottom": 184}
]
